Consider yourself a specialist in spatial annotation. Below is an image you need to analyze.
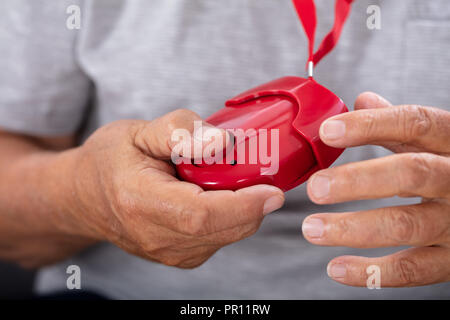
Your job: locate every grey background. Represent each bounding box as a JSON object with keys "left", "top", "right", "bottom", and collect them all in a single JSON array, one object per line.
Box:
[{"left": 0, "top": 0, "right": 449, "bottom": 299}]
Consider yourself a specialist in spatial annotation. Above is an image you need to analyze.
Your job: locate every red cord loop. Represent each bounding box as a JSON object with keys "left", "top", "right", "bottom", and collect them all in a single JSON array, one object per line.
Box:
[{"left": 292, "top": 0, "right": 354, "bottom": 70}]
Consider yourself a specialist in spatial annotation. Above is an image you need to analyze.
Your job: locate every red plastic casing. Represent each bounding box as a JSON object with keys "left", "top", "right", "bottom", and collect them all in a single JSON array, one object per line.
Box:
[{"left": 176, "top": 76, "right": 348, "bottom": 191}]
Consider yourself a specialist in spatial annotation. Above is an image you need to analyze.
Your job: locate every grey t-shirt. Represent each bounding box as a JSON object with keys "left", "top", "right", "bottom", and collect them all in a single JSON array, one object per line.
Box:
[{"left": 0, "top": 0, "right": 449, "bottom": 299}]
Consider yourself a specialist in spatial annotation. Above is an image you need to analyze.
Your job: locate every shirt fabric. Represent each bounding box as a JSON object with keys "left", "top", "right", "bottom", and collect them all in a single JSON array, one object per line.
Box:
[{"left": 0, "top": 0, "right": 449, "bottom": 299}]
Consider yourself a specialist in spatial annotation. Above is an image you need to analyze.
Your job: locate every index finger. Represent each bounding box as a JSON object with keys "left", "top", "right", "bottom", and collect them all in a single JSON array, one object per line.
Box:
[
  {"left": 134, "top": 171, "right": 285, "bottom": 236},
  {"left": 319, "top": 105, "right": 450, "bottom": 154}
]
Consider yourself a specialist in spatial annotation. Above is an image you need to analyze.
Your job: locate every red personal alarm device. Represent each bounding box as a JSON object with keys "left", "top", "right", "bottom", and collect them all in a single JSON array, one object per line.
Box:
[{"left": 176, "top": 0, "right": 354, "bottom": 191}]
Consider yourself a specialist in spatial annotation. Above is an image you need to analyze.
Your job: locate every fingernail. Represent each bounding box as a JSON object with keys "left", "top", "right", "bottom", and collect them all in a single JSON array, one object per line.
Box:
[
  {"left": 302, "top": 218, "right": 324, "bottom": 239},
  {"left": 263, "top": 195, "right": 284, "bottom": 215},
  {"left": 309, "top": 175, "right": 330, "bottom": 199},
  {"left": 321, "top": 120, "right": 346, "bottom": 140},
  {"left": 327, "top": 263, "right": 347, "bottom": 279}
]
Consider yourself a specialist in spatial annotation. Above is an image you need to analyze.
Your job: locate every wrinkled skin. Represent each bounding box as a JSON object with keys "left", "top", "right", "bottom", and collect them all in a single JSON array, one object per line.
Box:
[
  {"left": 69, "top": 110, "right": 285, "bottom": 269},
  {"left": 0, "top": 109, "right": 284, "bottom": 269},
  {"left": 303, "top": 92, "right": 450, "bottom": 287}
]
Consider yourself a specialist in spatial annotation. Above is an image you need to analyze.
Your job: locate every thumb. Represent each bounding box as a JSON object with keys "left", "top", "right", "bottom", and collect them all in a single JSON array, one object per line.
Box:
[
  {"left": 134, "top": 109, "right": 230, "bottom": 160},
  {"left": 354, "top": 92, "right": 392, "bottom": 111}
]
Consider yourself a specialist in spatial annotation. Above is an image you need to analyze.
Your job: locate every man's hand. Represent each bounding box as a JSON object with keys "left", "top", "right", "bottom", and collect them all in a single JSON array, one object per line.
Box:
[
  {"left": 66, "top": 110, "right": 284, "bottom": 269},
  {"left": 302, "top": 92, "right": 450, "bottom": 287},
  {"left": 0, "top": 109, "right": 284, "bottom": 269}
]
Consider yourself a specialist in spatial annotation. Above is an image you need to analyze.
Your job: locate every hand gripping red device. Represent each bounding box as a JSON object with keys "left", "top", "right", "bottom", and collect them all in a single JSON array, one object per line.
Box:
[{"left": 176, "top": 0, "right": 354, "bottom": 191}]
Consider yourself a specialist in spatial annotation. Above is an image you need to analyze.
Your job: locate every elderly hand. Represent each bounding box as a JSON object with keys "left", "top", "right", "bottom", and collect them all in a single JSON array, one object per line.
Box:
[
  {"left": 69, "top": 110, "right": 284, "bottom": 269},
  {"left": 302, "top": 92, "right": 450, "bottom": 287}
]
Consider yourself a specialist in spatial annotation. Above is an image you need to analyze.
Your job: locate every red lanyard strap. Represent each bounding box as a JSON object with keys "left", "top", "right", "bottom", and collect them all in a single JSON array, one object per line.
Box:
[{"left": 292, "top": 0, "right": 354, "bottom": 72}]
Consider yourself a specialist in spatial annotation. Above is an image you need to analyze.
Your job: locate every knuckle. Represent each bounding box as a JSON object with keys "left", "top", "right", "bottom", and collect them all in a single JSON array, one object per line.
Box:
[
  {"left": 97, "top": 120, "right": 137, "bottom": 141},
  {"left": 165, "top": 109, "right": 198, "bottom": 130},
  {"left": 178, "top": 205, "right": 210, "bottom": 236},
  {"left": 401, "top": 105, "right": 433, "bottom": 140},
  {"left": 161, "top": 256, "right": 184, "bottom": 267},
  {"left": 159, "top": 248, "right": 214, "bottom": 269},
  {"left": 178, "top": 254, "right": 213, "bottom": 269},
  {"left": 399, "top": 153, "right": 433, "bottom": 193},
  {"left": 227, "top": 221, "right": 261, "bottom": 244},
  {"left": 393, "top": 256, "right": 421, "bottom": 285},
  {"left": 141, "top": 244, "right": 158, "bottom": 257},
  {"left": 384, "top": 207, "right": 417, "bottom": 244},
  {"left": 172, "top": 108, "right": 197, "bottom": 118},
  {"left": 335, "top": 216, "right": 352, "bottom": 240}
]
